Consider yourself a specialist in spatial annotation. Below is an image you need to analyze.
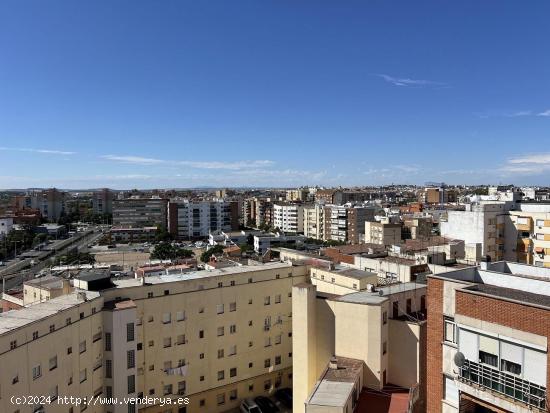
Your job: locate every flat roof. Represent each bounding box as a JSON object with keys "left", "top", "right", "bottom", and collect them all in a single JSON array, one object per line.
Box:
[
  {"left": 308, "top": 357, "right": 363, "bottom": 407},
  {"left": 463, "top": 284, "right": 550, "bottom": 309},
  {"left": 25, "top": 275, "right": 64, "bottom": 290},
  {"left": 332, "top": 268, "right": 377, "bottom": 280},
  {"left": 0, "top": 291, "right": 100, "bottom": 335},
  {"left": 114, "top": 261, "right": 293, "bottom": 288},
  {"left": 334, "top": 282, "right": 426, "bottom": 305}
]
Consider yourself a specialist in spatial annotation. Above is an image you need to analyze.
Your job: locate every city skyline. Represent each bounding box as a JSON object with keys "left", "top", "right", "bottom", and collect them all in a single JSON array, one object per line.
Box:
[{"left": 1, "top": 1, "right": 550, "bottom": 188}]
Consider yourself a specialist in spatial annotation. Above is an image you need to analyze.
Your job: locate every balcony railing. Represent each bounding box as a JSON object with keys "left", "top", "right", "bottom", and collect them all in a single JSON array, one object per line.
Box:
[{"left": 459, "top": 359, "right": 546, "bottom": 410}]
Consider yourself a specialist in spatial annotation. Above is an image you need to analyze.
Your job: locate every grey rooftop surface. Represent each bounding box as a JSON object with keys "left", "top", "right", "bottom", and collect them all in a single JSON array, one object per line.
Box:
[{"left": 335, "top": 282, "right": 426, "bottom": 305}]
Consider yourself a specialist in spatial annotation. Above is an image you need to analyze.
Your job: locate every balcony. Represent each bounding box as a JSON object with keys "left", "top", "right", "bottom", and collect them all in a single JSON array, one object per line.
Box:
[{"left": 458, "top": 359, "right": 546, "bottom": 410}]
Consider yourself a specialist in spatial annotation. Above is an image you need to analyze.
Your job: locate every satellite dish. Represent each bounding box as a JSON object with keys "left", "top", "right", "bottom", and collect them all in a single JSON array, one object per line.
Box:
[{"left": 454, "top": 352, "right": 465, "bottom": 367}]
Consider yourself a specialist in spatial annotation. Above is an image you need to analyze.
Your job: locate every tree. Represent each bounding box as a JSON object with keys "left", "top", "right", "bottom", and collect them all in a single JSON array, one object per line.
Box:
[
  {"left": 151, "top": 242, "right": 194, "bottom": 260},
  {"left": 155, "top": 227, "right": 172, "bottom": 242},
  {"left": 200, "top": 244, "right": 224, "bottom": 262}
]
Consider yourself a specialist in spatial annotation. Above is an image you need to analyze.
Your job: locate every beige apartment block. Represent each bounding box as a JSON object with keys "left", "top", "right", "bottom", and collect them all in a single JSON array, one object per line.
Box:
[
  {"left": 303, "top": 204, "right": 325, "bottom": 240},
  {"left": 0, "top": 261, "right": 308, "bottom": 413},
  {"left": 506, "top": 204, "right": 550, "bottom": 267},
  {"left": 0, "top": 291, "right": 105, "bottom": 413},
  {"left": 364, "top": 221, "right": 402, "bottom": 246},
  {"left": 293, "top": 270, "right": 427, "bottom": 413},
  {"left": 22, "top": 275, "right": 73, "bottom": 305}
]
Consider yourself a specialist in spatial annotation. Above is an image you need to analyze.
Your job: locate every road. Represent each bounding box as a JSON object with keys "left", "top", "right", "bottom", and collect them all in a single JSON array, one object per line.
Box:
[{"left": 1, "top": 227, "right": 107, "bottom": 292}]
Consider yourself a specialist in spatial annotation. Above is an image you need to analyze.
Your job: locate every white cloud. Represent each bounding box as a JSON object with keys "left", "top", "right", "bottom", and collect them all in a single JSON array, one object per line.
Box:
[
  {"left": 376, "top": 74, "right": 447, "bottom": 88},
  {"left": 101, "top": 154, "right": 275, "bottom": 170},
  {"left": 508, "top": 153, "right": 550, "bottom": 165},
  {"left": 0, "top": 147, "right": 76, "bottom": 155},
  {"left": 500, "top": 153, "right": 550, "bottom": 175},
  {"left": 537, "top": 109, "right": 550, "bottom": 117}
]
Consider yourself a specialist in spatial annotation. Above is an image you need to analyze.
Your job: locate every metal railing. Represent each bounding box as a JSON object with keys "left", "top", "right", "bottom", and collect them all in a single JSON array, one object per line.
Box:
[{"left": 459, "top": 359, "right": 546, "bottom": 410}]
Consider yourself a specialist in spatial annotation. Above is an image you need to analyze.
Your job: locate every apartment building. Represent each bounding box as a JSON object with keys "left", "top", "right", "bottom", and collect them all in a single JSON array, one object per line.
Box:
[
  {"left": 0, "top": 215, "right": 13, "bottom": 238},
  {"left": 0, "top": 261, "right": 307, "bottom": 413},
  {"left": 293, "top": 269, "right": 427, "bottom": 413},
  {"left": 302, "top": 204, "right": 325, "bottom": 240},
  {"left": 440, "top": 203, "right": 509, "bottom": 262},
  {"left": 364, "top": 221, "right": 402, "bottom": 245},
  {"left": 13, "top": 188, "right": 66, "bottom": 222},
  {"left": 286, "top": 189, "right": 309, "bottom": 202},
  {"left": 323, "top": 205, "right": 375, "bottom": 243},
  {"left": 23, "top": 275, "right": 73, "bottom": 305},
  {"left": 93, "top": 188, "right": 114, "bottom": 215},
  {"left": 505, "top": 202, "right": 550, "bottom": 267},
  {"left": 427, "top": 261, "right": 549, "bottom": 413},
  {"left": 272, "top": 203, "right": 304, "bottom": 233},
  {"left": 167, "top": 200, "right": 239, "bottom": 240},
  {"left": 403, "top": 216, "right": 433, "bottom": 240},
  {"left": 242, "top": 198, "right": 273, "bottom": 229},
  {"left": 0, "top": 291, "right": 105, "bottom": 413},
  {"left": 113, "top": 197, "right": 168, "bottom": 229},
  {"left": 418, "top": 187, "right": 457, "bottom": 204}
]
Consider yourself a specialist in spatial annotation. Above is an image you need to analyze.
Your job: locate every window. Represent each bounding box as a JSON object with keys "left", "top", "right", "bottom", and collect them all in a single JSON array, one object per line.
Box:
[
  {"left": 382, "top": 342, "right": 387, "bottom": 355},
  {"left": 501, "top": 359, "right": 522, "bottom": 375},
  {"left": 105, "top": 360, "right": 112, "bottom": 378},
  {"left": 127, "top": 323, "right": 135, "bottom": 342},
  {"left": 105, "top": 333, "right": 112, "bottom": 351},
  {"left": 163, "top": 337, "right": 172, "bottom": 348},
  {"left": 137, "top": 343, "right": 143, "bottom": 350},
  {"left": 218, "top": 282, "right": 223, "bottom": 288},
  {"left": 217, "top": 370, "right": 225, "bottom": 380},
  {"left": 275, "top": 334, "right": 282, "bottom": 345},
  {"left": 264, "top": 358, "right": 271, "bottom": 368},
  {"left": 264, "top": 379, "right": 272, "bottom": 391},
  {"left": 177, "top": 381, "right": 186, "bottom": 395},
  {"left": 147, "top": 292, "right": 153, "bottom": 298},
  {"left": 229, "top": 389, "right": 237, "bottom": 401},
  {"left": 67, "top": 346, "right": 72, "bottom": 354},
  {"left": 79, "top": 340, "right": 86, "bottom": 354},
  {"left": 80, "top": 368, "right": 87, "bottom": 383},
  {"left": 228, "top": 345, "right": 236, "bottom": 356},
  {"left": 217, "top": 326, "right": 224, "bottom": 336},
  {"left": 49, "top": 324, "right": 55, "bottom": 333},
  {"left": 382, "top": 311, "right": 387, "bottom": 325},
  {"left": 10, "top": 340, "right": 17, "bottom": 349},
  {"left": 176, "top": 311, "right": 185, "bottom": 321},
  {"left": 198, "top": 307, "right": 204, "bottom": 314},
  {"left": 148, "top": 340, "right": 154, "bottom": 347},
  {"left": 444, "top": 317, "right": 456, "bottom": 344},
  {"left": 275, "top": 356, "right": 281, "bottom": 365},
  {"left": 479, "top": 351, "right": 498, "bottom": 367},
  {"left": 32, "top": 364, "right": 42, "bottom": 380},
  {"left": 49, "top": 356, "right": 57, "bottom": 371},
  {"left": 128, "top": 375, "right": 135, "bottom": 393},
  {"left": 230, "top": 324, "right": 236, "bottom": 334},
  {"left": 32, "top": 331, "right": 38, "bottom": 340},
  {"left": 218, "top": 349, "right": 224, "bottom": 359},
  {"left": 199, "top": 353, "right": 204, "bottom": 359},
  {"left": 275, "top": 294, "right": 281, "bottom": 304},
  {"left": 216, "top": 393, "right": 225, "bottom": 406},
  {"left": 230, "top": 280, "right": 235, "bottom": 286},
  {"left": 162, "top": 313, "right": 171, "bottom": 324},
  {"left": 444, "top": 376, "right": 459, "bottom": 406},
  {"left": 200, "top": 399, "right": 205, "bottom": 407},
  {"left": 163, "top": 384, "right": 172, "bottom": 396},
  {"left": 264, "top": 296, "right": 270, "bottom": 305},
  {"left": 230, "top": 367, "right": 237, "bottom": 377},
  {"left": 353, "top": 283, "right": 357, "bottom": 289},
  {"left": 406, "top": 298, "right": 412, "bottom": 314},
  {"left": 216, "top": 304, "right": 224, "bottom": 314},
  {"left": 264, "top": 337, "right": 272, "bottom": 347},
  {"left": 177, "top": 334, "right": 186, "bottom": 345},
  {"left": 249, "top": 384, "right": 254, "bottom": 392},
  {"left": 127, "top": 350, "right": 135, "bottom": 369},
  {"left": 164, "top": 289, "right": 169, "bottom": 296},
  {"left": 199, "top": 330, "right": 204, "bottom": 338},
  {"left": 229, "top": 302, "right": 236, "bottom": 312}
]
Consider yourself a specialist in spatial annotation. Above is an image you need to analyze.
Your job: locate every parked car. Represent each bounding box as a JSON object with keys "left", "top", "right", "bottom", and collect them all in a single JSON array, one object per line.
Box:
[
  {"left": 254, "top": 396, "right": 280, "bottom": 413},
  {"left": 240, "top": 398, "right": 262, "bottom": 413},
  {"left": 274, "top": 388, "right": 292, "bottom": 408}
]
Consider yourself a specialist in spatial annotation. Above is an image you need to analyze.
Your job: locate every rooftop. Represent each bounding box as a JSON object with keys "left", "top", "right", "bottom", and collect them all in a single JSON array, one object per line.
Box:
[
  {"left": 114, "top": 261, "right": 293, "bottom": 288},
  {"left": 332, "top": 267, "right": 377, "bottom": 280},
  {"left": 463, "top": 284, "right": 550, "bottom": 309},
  {"left": 307, "top": 357, "right": 363, "bottom": 408},
  {"left": 24, "top": 275, "right": 65, "bottom": 290},
  {"left": 0, "top": 291, "right": 101, "bottom": 335},
  {"left": 334, "top": 282, "right": 426, "bottom": 305}
]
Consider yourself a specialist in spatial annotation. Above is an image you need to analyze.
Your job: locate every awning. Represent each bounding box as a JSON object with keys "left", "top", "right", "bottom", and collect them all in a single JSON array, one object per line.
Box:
[{"left": 535, "top": 247, "right": 545, "bottom": 254}]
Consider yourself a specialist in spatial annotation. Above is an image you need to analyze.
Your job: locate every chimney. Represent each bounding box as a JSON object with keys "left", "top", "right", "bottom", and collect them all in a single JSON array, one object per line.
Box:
[{"left": 329, "top": 356, "right": 338, "bottom": 370}]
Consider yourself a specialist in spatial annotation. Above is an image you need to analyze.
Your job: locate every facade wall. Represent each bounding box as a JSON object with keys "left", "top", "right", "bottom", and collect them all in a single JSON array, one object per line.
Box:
[{"left": 427, "top": 277, "right": 445, "bottom": 413}]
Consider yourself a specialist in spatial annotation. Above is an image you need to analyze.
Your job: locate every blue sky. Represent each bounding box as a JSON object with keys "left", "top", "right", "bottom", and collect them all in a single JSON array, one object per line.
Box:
[{"left": 1, "top": 0, "right": 549, "bottom": 189}]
